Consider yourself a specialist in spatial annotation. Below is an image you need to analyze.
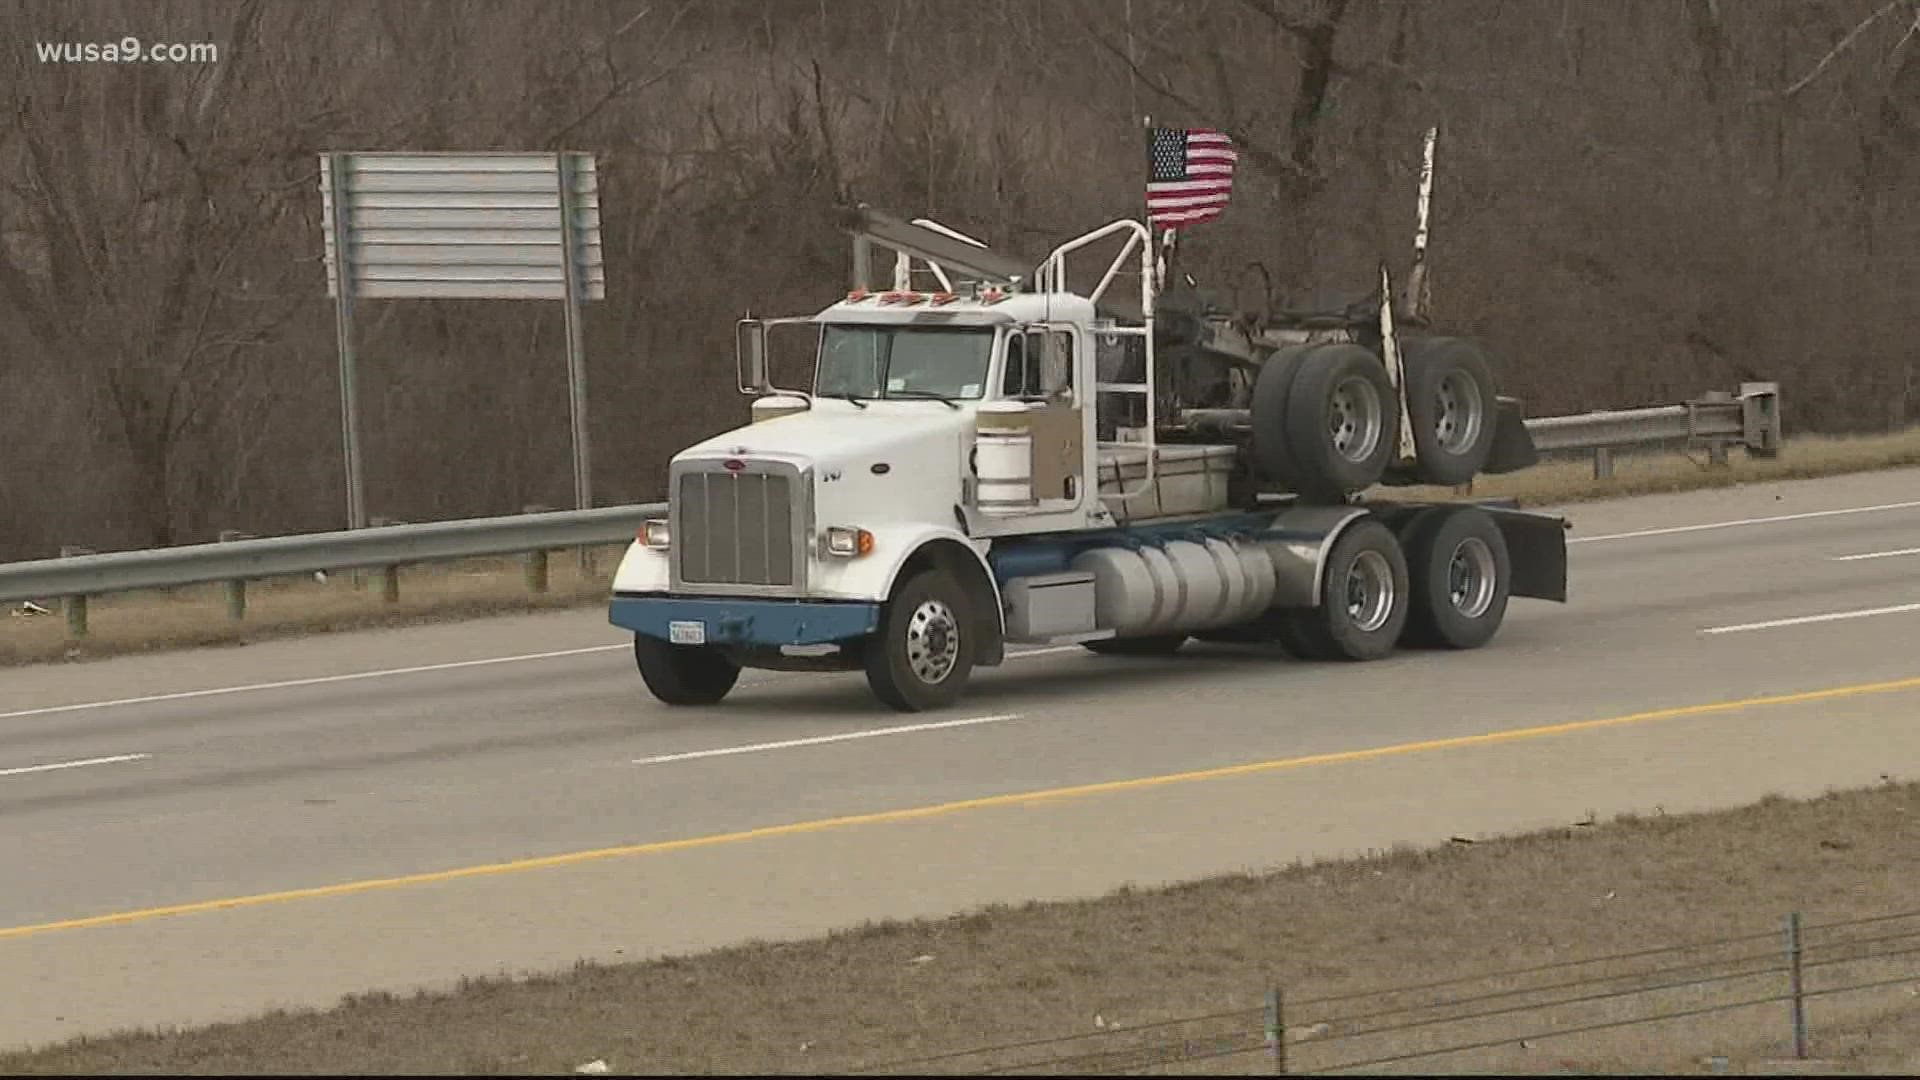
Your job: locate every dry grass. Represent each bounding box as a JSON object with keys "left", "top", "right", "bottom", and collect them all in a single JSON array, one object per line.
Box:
[
  {"left": 6, "top": 427, "right": 1919, "bottom": 670},
  {"left": 3, "top": 780, "right": 1918, "bottom": 1075}
]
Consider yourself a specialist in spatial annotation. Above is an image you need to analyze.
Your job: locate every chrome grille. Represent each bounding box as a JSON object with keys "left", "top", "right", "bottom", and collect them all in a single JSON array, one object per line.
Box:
[{"left": 675, "top": 468, "right": 798, "bottom": 587}]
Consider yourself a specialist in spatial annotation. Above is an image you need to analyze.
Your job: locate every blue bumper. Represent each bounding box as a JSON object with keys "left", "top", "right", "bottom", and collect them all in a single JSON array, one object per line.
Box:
[{"left": 609, "top": 594, "right": 882, "bottom": 648}]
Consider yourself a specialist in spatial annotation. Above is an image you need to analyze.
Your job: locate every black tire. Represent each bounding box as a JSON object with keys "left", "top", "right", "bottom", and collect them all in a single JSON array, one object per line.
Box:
[
  {"left": 1285, "top": 518, "right": 1409, "bottom": 662},
  {"left": 1270, "top": 611, "right": 1333, "bottom": 660},
  {"left": 1401, "top": 506, "right": 1511, "bottom": 649},
  {"left": 864, "top": 568, "right": 975, "bottom": 712},
  {"left": 1083, "top": 633, "right": 1188, "bottom": 656},
  {"left": 1284, "top": 343, "right": 1399, "bottom": 502},
  {"left": 1400, "top": 336, "right": 1498, "bottom": 486},
  {"left": 1248, "top": 344, "right": 1312, "bottom": 489},
  {"left": 633, "top": 634, "right": 741, "bottom": 705}
]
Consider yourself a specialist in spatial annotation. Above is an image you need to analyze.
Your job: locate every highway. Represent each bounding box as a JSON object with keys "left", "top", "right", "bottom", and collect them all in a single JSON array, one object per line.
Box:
[{"left": 3, "top": 467, "right": 1919, "bottom": 1050}]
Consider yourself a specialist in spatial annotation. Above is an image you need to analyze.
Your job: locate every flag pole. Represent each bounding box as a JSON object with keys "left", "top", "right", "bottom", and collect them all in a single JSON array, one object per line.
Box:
[{"left": 1143, "top": 114, "right": 1176, "bottom": 296}]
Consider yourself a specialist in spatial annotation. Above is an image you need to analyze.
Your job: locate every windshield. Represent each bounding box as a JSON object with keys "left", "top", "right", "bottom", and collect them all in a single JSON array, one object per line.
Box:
[{"left": 815, "top": 325, "right": 993, "bottom": 400}]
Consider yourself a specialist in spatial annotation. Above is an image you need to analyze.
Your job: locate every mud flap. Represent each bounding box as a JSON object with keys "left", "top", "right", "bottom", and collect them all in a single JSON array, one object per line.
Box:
[
  {"left": 1480, "top": 397, "right": 1540, "bottom": 475},
  {"left": 1481, "top": 506, "right": 1569, "bottom": 602}
]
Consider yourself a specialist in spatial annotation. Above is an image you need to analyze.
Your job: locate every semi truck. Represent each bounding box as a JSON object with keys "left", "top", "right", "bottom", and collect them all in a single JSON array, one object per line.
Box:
[{"left": 608, "top": 134, "right": 1570, "bottom": 711}]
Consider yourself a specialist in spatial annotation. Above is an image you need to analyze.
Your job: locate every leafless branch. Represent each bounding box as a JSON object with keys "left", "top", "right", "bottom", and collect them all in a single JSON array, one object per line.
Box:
[
  {"left": 1888, "top": 6, "right": 1920, "bottom": 69},
  {"left": 1774, "top": 0, "right": 1909, "bottom": 99},
  {"left": 1228, "top": 0, "right": 1317, "bottom": 39},
  {"left": 1081, "top": 17, "right": 1311, "bottom": 182}
]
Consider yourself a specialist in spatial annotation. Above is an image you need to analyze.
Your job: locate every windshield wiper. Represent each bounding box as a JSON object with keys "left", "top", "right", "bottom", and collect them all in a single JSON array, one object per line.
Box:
[
  {"left": 888, "top": 390, "right": 961, "bottom": 409},
  {"left": 818, "top": 392, "right": 868, "bottom": 409}
]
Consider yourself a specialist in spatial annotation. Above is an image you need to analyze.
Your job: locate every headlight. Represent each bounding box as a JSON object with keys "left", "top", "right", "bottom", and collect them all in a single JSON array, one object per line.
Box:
[
  {"left": 823, "top": 526, "right": 874, "bottom": 557},
  {"left": 640, "top": 519, "right": 671, "bottom": 549}
]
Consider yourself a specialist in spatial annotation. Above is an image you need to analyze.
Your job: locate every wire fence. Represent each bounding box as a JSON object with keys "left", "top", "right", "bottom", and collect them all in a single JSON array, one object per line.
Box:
[{"left": 847, "top": 907, "right": 1920, "bottom": 1075}]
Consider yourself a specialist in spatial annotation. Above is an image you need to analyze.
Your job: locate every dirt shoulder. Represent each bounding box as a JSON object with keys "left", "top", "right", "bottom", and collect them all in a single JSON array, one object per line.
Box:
[{"left": 4, "top": 780, "right": 1917, "bottom": 1075}]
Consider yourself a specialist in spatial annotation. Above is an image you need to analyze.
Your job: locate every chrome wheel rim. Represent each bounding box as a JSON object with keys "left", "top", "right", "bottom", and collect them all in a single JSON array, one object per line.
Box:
[
  {"left": 1433, "top": 370, "right": 1486, "bottom": 455},
  {"left": 905, "top": 598, "right": 961, "bottom": 684},
  {"left": 1328, "top": 375, "right": 1385, "bottom": 463},
  {"left": 1344, "top": 550, "right": 1395, "bottom": 633},
  {"left": 1447, "top": 537, "right": 1497, "bottom": 619}
]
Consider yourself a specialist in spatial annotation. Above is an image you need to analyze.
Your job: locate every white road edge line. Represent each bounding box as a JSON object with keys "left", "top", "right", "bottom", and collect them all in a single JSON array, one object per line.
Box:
[
  {"left": 0, "top": 643, "right": 1087, "bottom": 721},
  {"left": 1833, "top": 547, "right": 1920, "bottom": 562},
  {"left": 0, "top": 645, "right": 631, "bottom": 721},
  {"left": 633, "top": 713, "right": 1023, "bottom": 765},
  {"left": 1570, "top": 499, "right": 1920, "bottom": 544},
  {"left": 0, "top": 753, "right": 151, "bottom": 778},
  {"left": 1702, "top": 602, "right": 1920, "bottom": 635}
]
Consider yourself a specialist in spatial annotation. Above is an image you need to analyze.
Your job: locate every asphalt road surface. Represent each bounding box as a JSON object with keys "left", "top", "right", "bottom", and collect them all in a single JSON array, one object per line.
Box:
[{"left": 3, "top": 468, "right": 1919, "bottom": 1049}]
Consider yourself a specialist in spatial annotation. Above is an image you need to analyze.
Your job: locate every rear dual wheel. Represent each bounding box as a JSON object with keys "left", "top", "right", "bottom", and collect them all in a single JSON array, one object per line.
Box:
[
  {"left": 1272, "top": 518, "right": 1409, "bottom": 662},
  {"left": 1398, "top": 506, "right": 1512, "bottom": 649}
]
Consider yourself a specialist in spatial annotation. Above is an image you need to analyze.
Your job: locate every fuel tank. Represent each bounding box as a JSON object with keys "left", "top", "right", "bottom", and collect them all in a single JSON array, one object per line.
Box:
[{"left": 1070, "top": 536, "right": 1281, "bottom": 636}]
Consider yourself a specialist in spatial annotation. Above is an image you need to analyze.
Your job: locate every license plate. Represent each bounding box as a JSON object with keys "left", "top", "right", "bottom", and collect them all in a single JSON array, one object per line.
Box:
[{"left": 668, "top": 620, "right": 706, "bottom": 645}]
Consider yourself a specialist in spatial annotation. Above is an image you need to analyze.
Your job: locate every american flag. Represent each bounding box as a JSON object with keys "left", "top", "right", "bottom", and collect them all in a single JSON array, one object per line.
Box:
[{"left": 1145, "top": 126, "right": 1237, "bottom": 229}]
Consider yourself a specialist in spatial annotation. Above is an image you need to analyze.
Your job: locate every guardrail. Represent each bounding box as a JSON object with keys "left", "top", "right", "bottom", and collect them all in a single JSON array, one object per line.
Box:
[
  {"left": 0, "top": 382, "right": 1781, "bottom": 638},
  {"left": 0, "top": 504, "right": 667, "bottom": 640},
  {"left": 1528, "top": 381, "right": 1780, "bottom": 478}
]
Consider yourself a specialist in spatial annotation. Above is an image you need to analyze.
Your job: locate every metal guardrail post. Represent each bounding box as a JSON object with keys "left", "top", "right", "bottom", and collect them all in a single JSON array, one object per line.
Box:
[
  {"left": 58, "top": 545, "right": 93, "bottom": 638},
  {"left": 368, "top": 518, "right": 405, "bottom": 602},
  {"left": 523, "top": 506, "right": 554, "bottom": 591},
  {"left": 1690, "top": 390, "right": 1736, "bottom": 467},
  {"left": 218, "top": 530, "right": 249, "bottom": 620},
  {"left": 1741, "top": 381, "right": 1782, "bottom": 457},
  {"left": 1593, "top": 447, "right": 1614, "bottom": 480},
  {"left": 522, "top": 505, "right": 552, "bottom": 593}
]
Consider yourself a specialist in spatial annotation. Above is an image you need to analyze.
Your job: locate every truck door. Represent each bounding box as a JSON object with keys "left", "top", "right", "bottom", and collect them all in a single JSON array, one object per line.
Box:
[{"left": 1005, "top": 324, "right": 1085, "bottom": 512}]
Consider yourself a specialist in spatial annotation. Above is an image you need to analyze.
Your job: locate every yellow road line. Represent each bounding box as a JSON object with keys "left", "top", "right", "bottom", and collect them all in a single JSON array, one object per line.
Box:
[{"left": 6, "top": 673, "right": 1920, "bottom": 941}]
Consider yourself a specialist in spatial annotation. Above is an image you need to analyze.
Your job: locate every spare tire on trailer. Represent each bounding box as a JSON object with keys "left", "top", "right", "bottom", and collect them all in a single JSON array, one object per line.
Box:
[
  {"left": 1399, "top": 336, "right": 1498, "bottom": 486},
  {"left": 1248, "top": 344, "right": 1312, "bottom": 490},
  {"left": 1281, "top": 343, "right": 1398, "bottom": 503}
]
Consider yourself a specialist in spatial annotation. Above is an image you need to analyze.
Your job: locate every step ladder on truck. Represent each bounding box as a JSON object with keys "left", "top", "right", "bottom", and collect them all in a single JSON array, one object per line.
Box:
[{"left": 607, "top": 129, "right": 1570, "bottom": 712}]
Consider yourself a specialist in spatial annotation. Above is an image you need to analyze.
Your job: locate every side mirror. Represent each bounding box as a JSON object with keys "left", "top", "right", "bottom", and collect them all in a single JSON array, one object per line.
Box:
[{"left": 735, "top": 318, "right": 769, "bottom": 395}]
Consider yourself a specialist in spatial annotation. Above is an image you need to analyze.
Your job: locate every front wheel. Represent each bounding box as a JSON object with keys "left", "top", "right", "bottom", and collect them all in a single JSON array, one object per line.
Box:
[
  {"left": 865, "top": 568, "right": 975, "bottom": 712},
  {"left": 633, "top": 635, "right": 741, "bottom": 705}
]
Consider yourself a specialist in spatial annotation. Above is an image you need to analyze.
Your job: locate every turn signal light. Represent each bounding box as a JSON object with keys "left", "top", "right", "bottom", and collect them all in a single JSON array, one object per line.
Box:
[
  {"left": 640, "top": 520, "right": 671, "bottom": 549},
  {"left": 823, "top": 526, "right": 874, "bottom": 557}
]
